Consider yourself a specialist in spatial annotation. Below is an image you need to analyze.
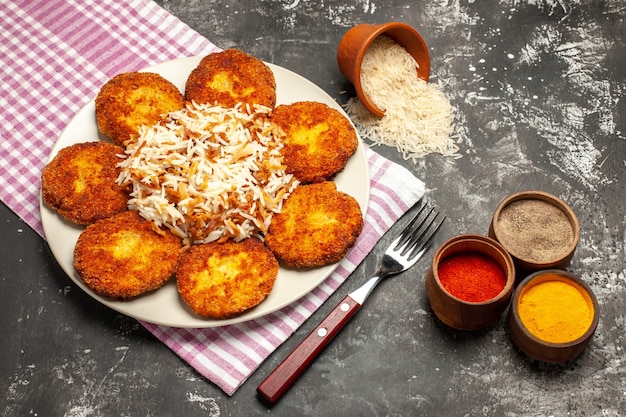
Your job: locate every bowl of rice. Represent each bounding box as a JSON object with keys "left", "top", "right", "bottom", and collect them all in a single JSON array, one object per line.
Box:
[{"left": 337, "top": 22, "right": 430, "bottom": 118}]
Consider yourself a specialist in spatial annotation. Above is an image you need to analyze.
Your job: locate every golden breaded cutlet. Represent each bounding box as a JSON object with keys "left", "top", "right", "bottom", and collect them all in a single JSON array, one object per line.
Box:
[
  {"left": 270, "top": 101, "right": 358, "bottom": 183},
  {"left": 176, "top": 238, "right": 278, "bottom": 319},
  {"left": 74, "top": 210, "right": 183, "bottom": 299},
  {"left": 265, "top": 181, "right": 363, "bottom": 267},
  {"left": 95, "top": 71, "right": 184, "bottom": 146},
  {"left": 41, "top": 141, "right": 129, "bottom": 225},
  {"left": 185, "top": 49, "right": 276, "bottom": 110}
]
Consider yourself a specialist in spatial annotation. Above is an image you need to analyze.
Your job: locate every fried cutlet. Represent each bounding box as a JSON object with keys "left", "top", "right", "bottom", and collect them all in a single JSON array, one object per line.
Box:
[
  {"left": 41, "top": 141, "right": 130, "bottom": 225},
  {"left": 74, "top": 210, "right": 182, "bottom": 299},
  {"left": 95, "top": 71, "right": 184, "bottom": 146},
  {"left": 265, "top": 181, "right": 363, "bottom": 267},
  {"left": 176, "top": 238, "right": 279, "bottom": 319},
  {"left": 270, "top": 101, "right": 358, "bottom": 183},
  {"left": 184, "top": 49, "right": 276, "bottom": 110}
]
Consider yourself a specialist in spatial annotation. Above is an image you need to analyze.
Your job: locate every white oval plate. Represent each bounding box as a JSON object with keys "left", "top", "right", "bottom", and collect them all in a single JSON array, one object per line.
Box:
[{"left": 40, "top": 56, "right": 370, "bottom": 328}]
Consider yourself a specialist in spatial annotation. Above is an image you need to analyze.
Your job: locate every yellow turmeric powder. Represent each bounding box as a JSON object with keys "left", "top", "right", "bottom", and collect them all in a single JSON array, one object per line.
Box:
[{"left": 518, "top": 276, "right": 594, "bottom": 343}]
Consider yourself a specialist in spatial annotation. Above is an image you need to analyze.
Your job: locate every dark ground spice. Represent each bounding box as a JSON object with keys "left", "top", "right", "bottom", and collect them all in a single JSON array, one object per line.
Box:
[
  {"left": 438, "top": 251, "right": 507, "bottom": 302},
  {"left": 496, "top": 199, "right": 574, "bottom": 263}
]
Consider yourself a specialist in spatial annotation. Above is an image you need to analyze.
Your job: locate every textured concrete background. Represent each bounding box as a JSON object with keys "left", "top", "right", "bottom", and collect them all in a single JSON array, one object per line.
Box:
[{"left": 2, "top": 1, "right": 625, "bottom": 416}]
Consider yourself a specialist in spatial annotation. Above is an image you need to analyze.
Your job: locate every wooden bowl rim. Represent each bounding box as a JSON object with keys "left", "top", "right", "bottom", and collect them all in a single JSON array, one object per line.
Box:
[
  {"left": 491, "top": 190, "right": 580, "bottom": 267},
  {"left": 431, "top": 234, "right": 516, "bottom": 305},
  {"left": 510, "top": 269, "right": 599, "bottom": 348}
]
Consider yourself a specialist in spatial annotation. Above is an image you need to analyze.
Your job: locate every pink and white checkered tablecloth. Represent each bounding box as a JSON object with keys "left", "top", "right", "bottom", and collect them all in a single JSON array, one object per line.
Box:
[{"left": 1, "top": 0, "right": 425, "bottom": 395}]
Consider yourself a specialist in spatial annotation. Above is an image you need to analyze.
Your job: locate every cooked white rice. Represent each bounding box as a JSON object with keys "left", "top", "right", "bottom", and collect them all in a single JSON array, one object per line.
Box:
[
  {"left": 116, "top": 102, "right": 299, "bottom": 246},
  {"left": 344, "top": 35, "right": 461, "bottom": 161}
]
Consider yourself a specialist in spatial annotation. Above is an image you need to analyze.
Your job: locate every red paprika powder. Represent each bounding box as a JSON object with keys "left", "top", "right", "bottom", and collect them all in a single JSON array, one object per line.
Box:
[{"left": 437, "top": 251, "right": 506, "bottom": 302}]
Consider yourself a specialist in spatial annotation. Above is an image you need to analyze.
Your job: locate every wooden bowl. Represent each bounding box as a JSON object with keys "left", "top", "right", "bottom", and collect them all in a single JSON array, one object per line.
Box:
[
  {"left": 507, "top": 270, "right": 599, "bottom": 363},
  {"left": 489, "top": 190, "right": 580, "bottom": 278},
  {"left": 336, "top": 22, "right": 430, "bottom": 117},
  {"left": 425, "top": 234, "right": 515, "bottom": 331}
]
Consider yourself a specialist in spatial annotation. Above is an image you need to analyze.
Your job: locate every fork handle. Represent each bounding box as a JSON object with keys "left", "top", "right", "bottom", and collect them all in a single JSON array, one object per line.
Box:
[{"left": 256, "top": 294, "right": 361, "bottom": 405}]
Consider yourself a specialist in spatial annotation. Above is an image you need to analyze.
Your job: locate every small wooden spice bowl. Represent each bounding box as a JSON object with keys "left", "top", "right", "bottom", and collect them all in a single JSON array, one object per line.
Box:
[
  {"left": 507, "top": 269, "right": 599, "bottom": 363},
  {"left": 425, "top": 234, "right": 515, "bottom": 331},
  {"left": 336, "top": 21, "right": 430, "bottom": 117},
  {"left": 489, "top": 190, "right": 580, "bottom": 277}
]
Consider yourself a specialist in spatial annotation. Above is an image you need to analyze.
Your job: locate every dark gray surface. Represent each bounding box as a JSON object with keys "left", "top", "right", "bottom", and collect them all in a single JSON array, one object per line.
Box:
[{"left": 2, "top": 1, "right": 625, "bottom": 416}]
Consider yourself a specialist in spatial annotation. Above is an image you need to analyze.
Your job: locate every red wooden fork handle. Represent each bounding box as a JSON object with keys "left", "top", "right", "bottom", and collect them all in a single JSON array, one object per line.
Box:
[{"left": 256, "top": 295, "right": 361, "bottom": 406}]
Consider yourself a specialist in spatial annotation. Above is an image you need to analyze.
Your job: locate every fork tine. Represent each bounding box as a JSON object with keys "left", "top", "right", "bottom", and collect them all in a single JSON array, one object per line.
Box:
[
  {"left": 401, "top": 207, "right": 437, "bottom": 253},
  {"left": 406, "top": 212, "right": 446, "bottom": 260},
  {"left": 393, "top": 203, "right": 430, "bottom": 250}
]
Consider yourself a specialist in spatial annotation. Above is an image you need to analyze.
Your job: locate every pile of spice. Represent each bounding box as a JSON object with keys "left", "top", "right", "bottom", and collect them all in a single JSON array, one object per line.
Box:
[
  {"left": 343, "top": 35, "right": 461, "bottom": 162},
  {"left": 437, "top": 252, "right": 507, "bottom": 302},
  {"left": 495, "top": 198, "right": 575, "bottom": 263},
  {"left": 517, "top": 276, "right": 595, "bottom": 343}
]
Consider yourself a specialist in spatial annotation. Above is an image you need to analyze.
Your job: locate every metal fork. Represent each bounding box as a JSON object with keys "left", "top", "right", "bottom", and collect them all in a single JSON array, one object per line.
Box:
[{"left": 257, "top": 203, "right": 446, "bottom": 405}]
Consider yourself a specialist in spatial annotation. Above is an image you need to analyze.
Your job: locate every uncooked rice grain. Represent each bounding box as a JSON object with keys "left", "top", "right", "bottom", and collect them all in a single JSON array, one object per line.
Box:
[{"left": 344, "top": 35, "right": 460, "bottom": 162}]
